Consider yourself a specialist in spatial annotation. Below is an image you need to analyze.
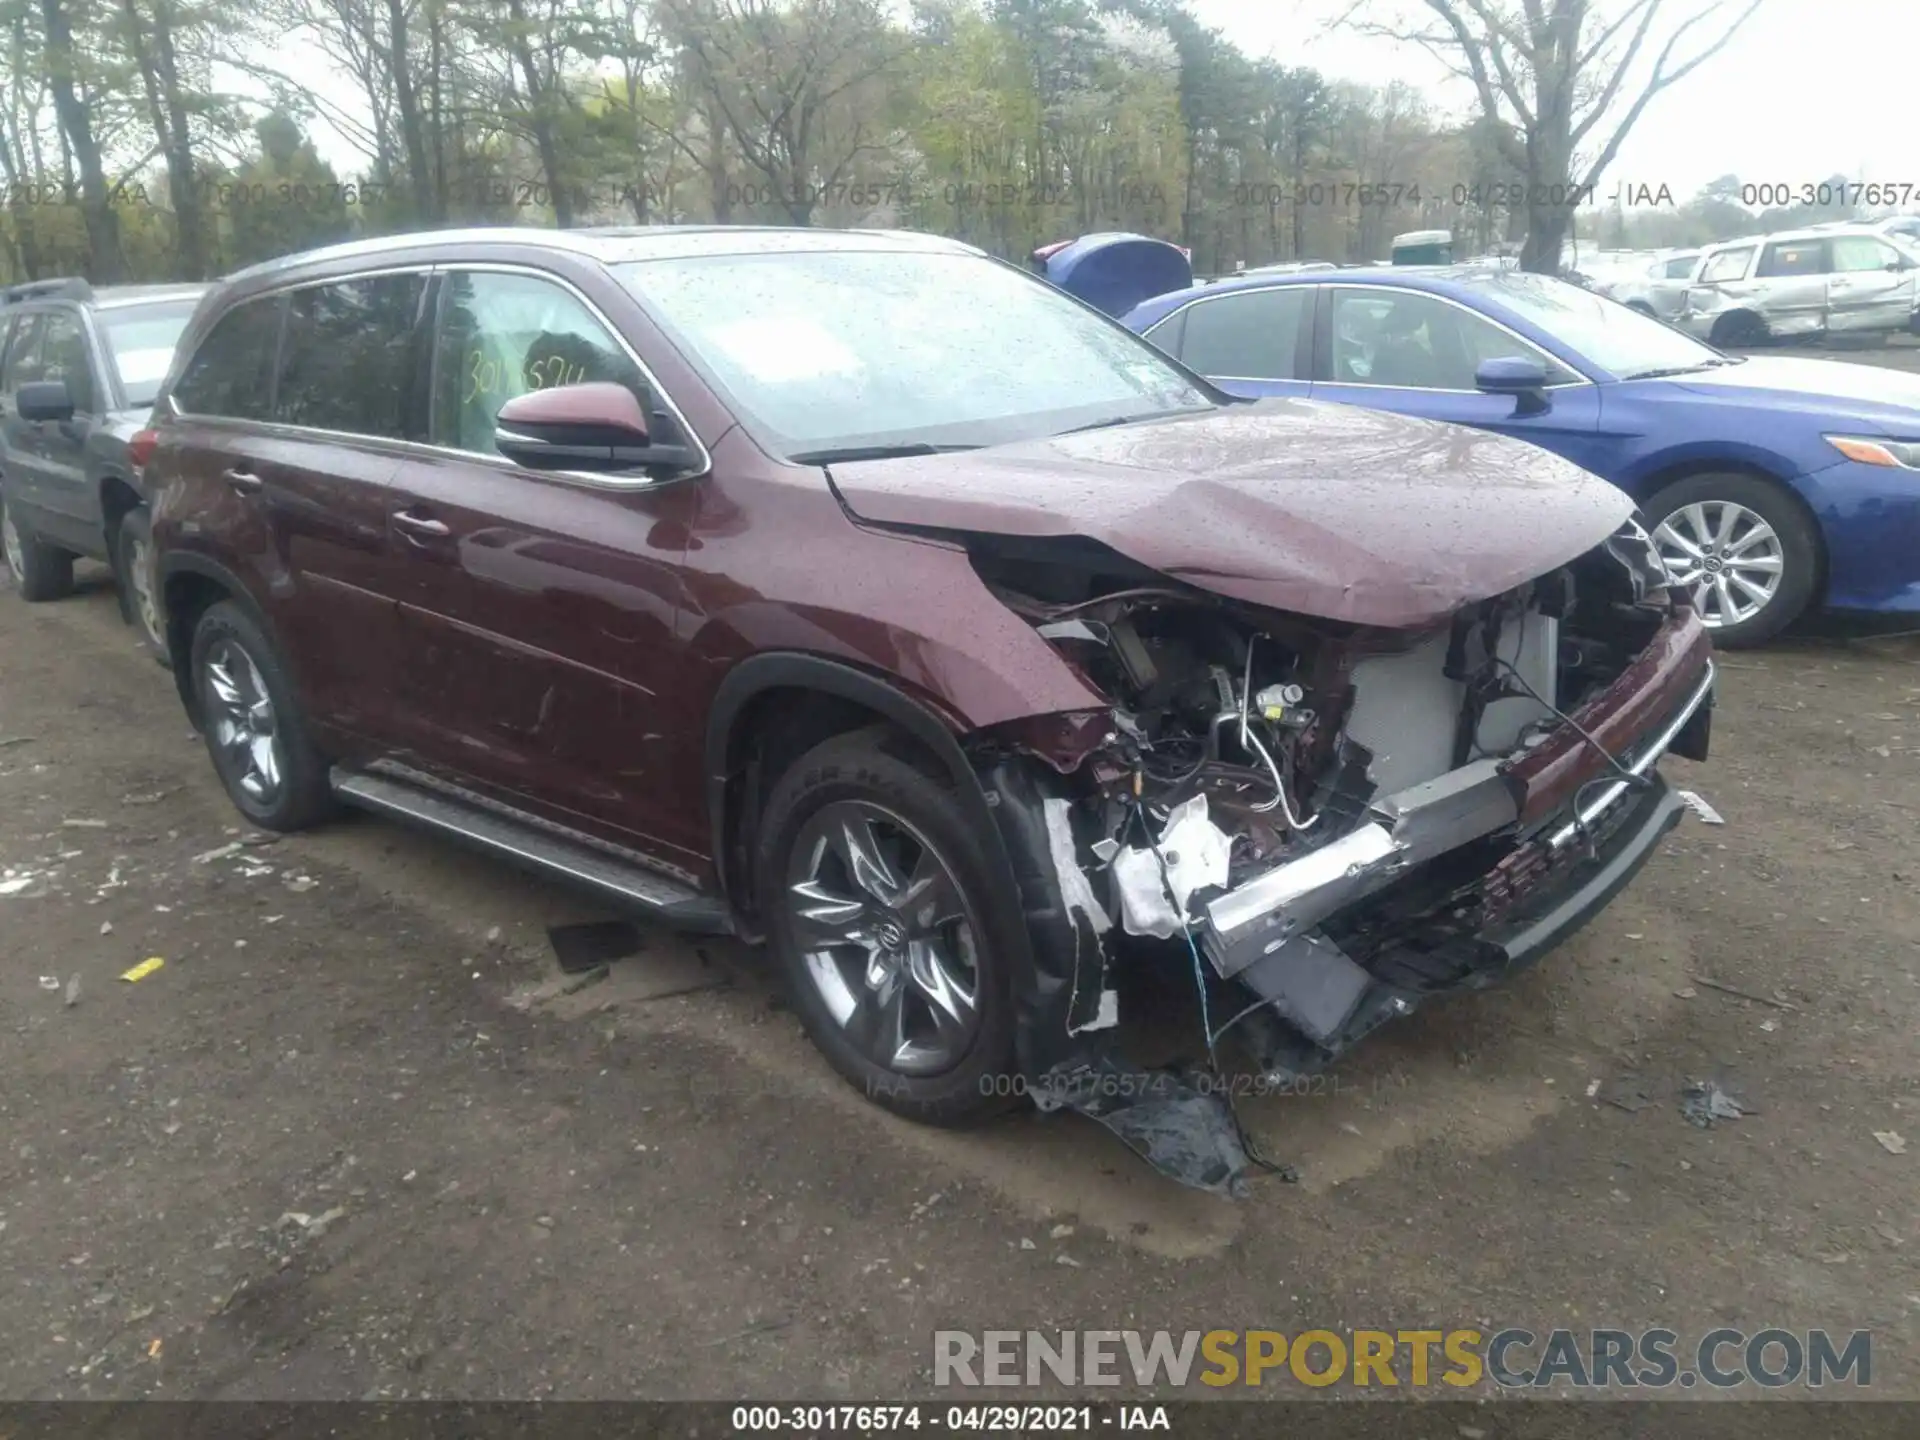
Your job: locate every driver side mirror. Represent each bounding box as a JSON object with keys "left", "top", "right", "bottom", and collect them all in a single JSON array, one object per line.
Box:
[
  {"left": 1475, "top": 356, "right": 1552, "bottom": 417},
  {"left": 16, "top": 379, "right": 76, "bottom": 424},
  {"left": 494, "top": 382, "right": 699, "bottom": 476}
]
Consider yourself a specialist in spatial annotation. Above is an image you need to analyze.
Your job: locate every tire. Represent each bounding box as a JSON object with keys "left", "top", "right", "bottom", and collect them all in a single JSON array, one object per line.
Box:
[
  {"left": 1626, "top": 301, "right": 1656, "bottom": 317},
  {"left": 188, "top": 600, "right": 336, "bottom": 831},
  {"left": 1644, "top": 473, "right": 1820, "bottom": 648},
  {"left": 756, "top": 729, "right": 1019, "bottom": 1127},
  {"left": 113, "top": 507, "right": 170, "bottom": 667},
  {"left": 1, "top": 490, "right": 76, "bottom": 602},
  {"left": 1709, "top": 310, "right": 1769, "bottom": 348}
]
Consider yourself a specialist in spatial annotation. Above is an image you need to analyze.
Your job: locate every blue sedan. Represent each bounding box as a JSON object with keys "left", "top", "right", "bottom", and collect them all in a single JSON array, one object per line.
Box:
[{"left": 1043, "top": 238, "right": 1920, "bottom": 645}]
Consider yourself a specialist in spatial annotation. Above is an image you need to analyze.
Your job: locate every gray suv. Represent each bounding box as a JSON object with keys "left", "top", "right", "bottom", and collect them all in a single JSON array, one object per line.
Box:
[{"left": 0, "top": 277, "right": 207, "bottom": 658}]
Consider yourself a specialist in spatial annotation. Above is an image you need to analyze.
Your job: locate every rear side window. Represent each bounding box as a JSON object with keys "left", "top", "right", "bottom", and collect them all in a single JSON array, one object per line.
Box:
[
  {"left": 1699, "top": 248, "right": 1753, "bottom": 283},
  {"left": 276, "top": 274, "right": 427, "bottom": 438},
  {"left": 1176, "top": 287, "right": 1310, "bottom": 380},
  {"left": 172, "top": 297, "right": 283, "bottom": 419},
  {"left": 1756, "top": 241, "right": 1826, "bottom": 278},
  {"left": 1662, "top": 255, "right": 1698, "bottom": 279},
  {"left": 1830, "top": 236, "right": 1901, "bottom": 273},
  {"left": 430, "top": 269, "right": 644, "bottom": 457}
]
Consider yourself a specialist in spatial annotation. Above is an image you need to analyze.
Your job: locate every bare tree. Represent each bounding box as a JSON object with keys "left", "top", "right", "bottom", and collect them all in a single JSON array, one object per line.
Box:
[
  {"left": 1340, "top": 0, "right": 1763, "bottom": 272},
  {"left": 663, "top": 0, "right": 903, "bottom": 225}
]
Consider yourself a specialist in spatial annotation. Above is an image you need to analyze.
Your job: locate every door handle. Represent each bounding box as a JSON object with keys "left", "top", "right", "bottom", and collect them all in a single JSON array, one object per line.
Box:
[
  {"left": 221, "top": 467, "right": 263, "bottom": 494},
  {"left": 391, "top": 509, "right": 451, "bottom": 540}
]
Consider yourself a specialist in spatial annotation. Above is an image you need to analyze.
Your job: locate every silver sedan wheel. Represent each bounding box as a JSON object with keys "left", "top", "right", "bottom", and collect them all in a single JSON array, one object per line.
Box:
[
  {"left": 1651, "top": 499, "right": 1785, "bottom": 629},
  {"left": 2, "top": 504, "right": 23, "bottom": 583},
  {"left": 785, "top": 800, "right": 983, "bottom": 1077},
  {"left": 203, "top": 638, "right": 284, "bottom": 804}
]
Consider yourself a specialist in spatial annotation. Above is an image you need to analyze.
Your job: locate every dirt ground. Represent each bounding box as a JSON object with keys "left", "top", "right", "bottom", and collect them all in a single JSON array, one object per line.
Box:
[{"left": 4, "top": 355, "right": 1920, "bottom": 1404}]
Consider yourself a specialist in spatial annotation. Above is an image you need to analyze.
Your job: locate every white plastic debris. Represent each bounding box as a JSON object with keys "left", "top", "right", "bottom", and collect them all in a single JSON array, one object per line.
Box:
[
  {"left": 1676, "top": 789, "right": 1725, "bottom": 825},
  {"left": 194, "top": 842, "right": 246, "bottom": 864},
  {"left": 0, "top": 877, "right": 34, "bottom": 896},
  {"left": 1109, "top": 795, "right": 1231, "bottom": 939}
]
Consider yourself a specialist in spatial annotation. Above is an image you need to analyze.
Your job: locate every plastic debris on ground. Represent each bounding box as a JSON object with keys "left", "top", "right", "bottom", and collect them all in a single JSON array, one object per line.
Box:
[
  {"left": 1674, "top": 789, "right": 1725, "bottom": 825},
  {"left": 1040, "top": 1053, "right": 1255, "bottom": 1197},
  {"left": 1680, "top": 1080, "right": 1746, "bottom": 1128},
  {"left": 547, "top": 919, "right": 645, "bottom": 974},
  {"left": 1874, "top": 1131, "right": 1908, "bottom": 1155},
  {"left": 119, "top": 957, "right": 166, "bottom": 984}
]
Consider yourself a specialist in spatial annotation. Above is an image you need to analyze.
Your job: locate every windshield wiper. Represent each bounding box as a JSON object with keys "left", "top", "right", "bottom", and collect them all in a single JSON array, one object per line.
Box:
[
  {"left": 789, "top": 442, "right": 981, "bottom": 464},
  {"left": 1060, "top": 406, "right": 1211, "bottom": 436},
  {"left": 1620, "top": 359, "right": 1738, "bottom": 381}
]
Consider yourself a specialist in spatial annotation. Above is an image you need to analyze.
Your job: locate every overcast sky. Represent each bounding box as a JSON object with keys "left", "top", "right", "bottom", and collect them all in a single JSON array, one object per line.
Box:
[
  {"left": 1189, "top": 0, "right": 1904, "bottom": 204},
  {"left": 291, "top": 0, "right": 1900, "bottom": 211}
]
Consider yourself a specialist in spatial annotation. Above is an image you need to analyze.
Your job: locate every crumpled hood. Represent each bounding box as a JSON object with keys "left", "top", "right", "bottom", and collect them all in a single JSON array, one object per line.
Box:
[{"left": 828, "top": 399, "right": 1635, "bottom": 629}]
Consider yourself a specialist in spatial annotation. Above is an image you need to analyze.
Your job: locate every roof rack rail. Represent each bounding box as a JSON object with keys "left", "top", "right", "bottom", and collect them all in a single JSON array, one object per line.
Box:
[{"left": 0, "top": 276, "right": 93, "bottom": 305}]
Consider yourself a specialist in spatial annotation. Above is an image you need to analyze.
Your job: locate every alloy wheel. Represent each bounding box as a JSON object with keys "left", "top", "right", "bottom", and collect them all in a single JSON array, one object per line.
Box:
[
  {"left": 127, "top": 533, "right": 163, "bottom": 650},
  {"left": 784, "top": 799, "right": 983, "bottom": 1076},
  {"left": 1651, "top": 499, "right": 1785, "bottom": 629},
  {"left": 203, "top": 638, "right": 284, "bottom": 804},
  {"left": 2, "top": 504, "right": 22, "bottom": 583}
]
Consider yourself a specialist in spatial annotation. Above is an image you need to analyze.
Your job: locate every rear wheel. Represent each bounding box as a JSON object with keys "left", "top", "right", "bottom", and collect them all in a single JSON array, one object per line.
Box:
[
  {"left": 1, "top": 492, "right": 76, "bottom": 602},
  {"left": 1646, "top": 473, "right": 1819, "bottom": 647},
  {"left": 756, "top": 730, "right": 1019, "bottom": 1127},
  {"left": 189, "top": 600, "right": 335, "bottom": 831},
  {"left": 114, "top": 507, "right": 169, "bottom": 666}
]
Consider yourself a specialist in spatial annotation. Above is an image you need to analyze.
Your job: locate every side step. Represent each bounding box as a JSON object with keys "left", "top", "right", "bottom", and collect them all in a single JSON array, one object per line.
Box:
[{"left": 330, "top": 766, "right": 732, "bottom": 934}]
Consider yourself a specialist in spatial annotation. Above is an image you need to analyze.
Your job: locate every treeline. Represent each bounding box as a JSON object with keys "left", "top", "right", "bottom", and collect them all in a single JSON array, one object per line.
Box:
[{"left": 0, "top": 0, "right": 1884, "bottom": 285}]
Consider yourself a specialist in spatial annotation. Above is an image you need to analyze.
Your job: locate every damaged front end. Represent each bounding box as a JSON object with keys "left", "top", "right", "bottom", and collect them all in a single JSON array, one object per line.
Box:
[{"left": 965, "top": 517, "right": 1714, "bottom": 1197}]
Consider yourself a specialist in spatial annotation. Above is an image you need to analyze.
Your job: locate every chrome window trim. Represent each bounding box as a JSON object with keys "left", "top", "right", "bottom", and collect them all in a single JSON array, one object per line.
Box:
[
  {"left": 165, "top": 258, "right": 711, "bottom": 492},
  {"left": 1321, "top": 283, "right": 1596, "bottom": 391},
  {"left": 1139, "top": 282, "right": 1313, "bottom": 383}
]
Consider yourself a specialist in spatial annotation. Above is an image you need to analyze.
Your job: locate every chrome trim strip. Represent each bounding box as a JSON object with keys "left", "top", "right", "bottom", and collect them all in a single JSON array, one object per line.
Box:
[{"left": 1545, "top": 659, "right": 1716, "bottom": 851}]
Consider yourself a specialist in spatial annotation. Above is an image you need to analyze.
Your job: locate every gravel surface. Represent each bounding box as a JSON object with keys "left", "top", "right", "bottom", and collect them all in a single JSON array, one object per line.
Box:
[{"left": 3, "top": 535, "right": 1917, "bottom": 1401}]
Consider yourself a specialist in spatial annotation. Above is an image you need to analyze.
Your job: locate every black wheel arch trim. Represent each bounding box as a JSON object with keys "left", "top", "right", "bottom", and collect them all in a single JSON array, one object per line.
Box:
[
  {"left": 704, "top": 651, "right": 1090, "bottom": 1081},
  {"left": 156, "top": 552, "right": 274, "bottom": 725}
]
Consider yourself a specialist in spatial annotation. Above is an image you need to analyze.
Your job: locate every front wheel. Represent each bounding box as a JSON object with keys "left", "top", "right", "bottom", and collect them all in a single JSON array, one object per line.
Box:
[
  {"left": 755, "top": 731, "right": 1020, "bottom": 1127},
  {"left": 1645, "top": 474, "right": 1820, "bottom": 647},
  {"left": 189, "top": 600, "right": 336, "bottom": 831},
  {"left": 1, "top": 492, "right": 76, "bottom": 602}
]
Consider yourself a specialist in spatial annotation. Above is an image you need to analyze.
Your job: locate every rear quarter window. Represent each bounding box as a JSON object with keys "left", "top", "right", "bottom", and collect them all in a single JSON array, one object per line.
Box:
[{"left": 171, "top": 296, "right": 284, "bottom": 420}]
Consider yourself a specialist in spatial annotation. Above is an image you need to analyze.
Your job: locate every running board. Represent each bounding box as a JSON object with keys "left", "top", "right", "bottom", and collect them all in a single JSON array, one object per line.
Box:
[{"left": 329, "top": 766, "right": 732, "bottom": 934}]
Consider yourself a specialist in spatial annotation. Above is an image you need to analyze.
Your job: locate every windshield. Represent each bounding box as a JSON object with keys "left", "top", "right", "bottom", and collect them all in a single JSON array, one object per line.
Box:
[
  {"left": 99, "top": 301, "right": 198, "bottom": 407},
  {"left": 1454, "top": 271, "right": 1720, "bottom": 377},
  {"left": 614, "top": 250, "right": 1213, "bottom": 460}
]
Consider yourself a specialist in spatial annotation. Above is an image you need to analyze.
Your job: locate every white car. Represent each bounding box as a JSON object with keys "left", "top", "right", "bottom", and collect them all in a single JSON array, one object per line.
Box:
[
  {"left": 1602, "top": 250, "right": 1705, "bottom": 320},
  {"left": 1676, "top": 225, "right": 1920, "bottom": 345}
]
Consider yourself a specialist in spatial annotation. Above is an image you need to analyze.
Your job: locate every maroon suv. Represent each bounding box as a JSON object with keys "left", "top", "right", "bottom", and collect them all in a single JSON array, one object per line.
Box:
[{"left": 147, "top": 226, "right": 1713, "bottom": 1193}]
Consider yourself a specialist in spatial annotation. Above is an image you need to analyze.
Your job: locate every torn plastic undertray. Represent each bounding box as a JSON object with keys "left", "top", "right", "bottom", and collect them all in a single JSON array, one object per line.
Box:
[{"left": 1038, "top": 1053, "right": 1258, "bottom": 1198}]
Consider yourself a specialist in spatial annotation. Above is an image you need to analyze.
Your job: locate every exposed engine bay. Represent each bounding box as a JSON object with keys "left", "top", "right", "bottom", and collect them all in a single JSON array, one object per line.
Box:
[{"left": 964, "top": 521, "right": 1712, "bottom": 1196}]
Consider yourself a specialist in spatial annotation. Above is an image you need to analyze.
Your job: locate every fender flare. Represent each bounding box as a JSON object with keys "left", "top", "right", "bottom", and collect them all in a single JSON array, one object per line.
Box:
[
  {"left": 156, "top": 552, "right": 270, "bottom": 721},
  {"left": 703, "top": 653, "right": 1079, "bottom": 1078},
  {"left": 703, "top": 652, "right": 993, "bottom": 885}
]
